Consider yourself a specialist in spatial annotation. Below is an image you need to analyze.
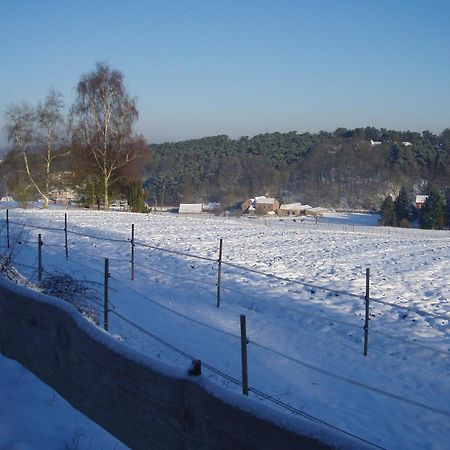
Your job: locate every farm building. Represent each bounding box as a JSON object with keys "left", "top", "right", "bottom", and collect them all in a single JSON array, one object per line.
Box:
[
  {"left": 415, "top": 195, "right": 428, "bottom": 209},
  {"left": 255, "top": 197, "right": 280, "bottom": 213},
  {"left": 178, "top": 203, "right": 203, "bottom": 214},
  {"left": 241, "top": 198, "right": 253, "bottom": 212},
  {"left": 48, "top": 188, "right": 77, "bottom": 204},
  {"left": 278, "top": 203, "right": 312, "bottom": 216}
]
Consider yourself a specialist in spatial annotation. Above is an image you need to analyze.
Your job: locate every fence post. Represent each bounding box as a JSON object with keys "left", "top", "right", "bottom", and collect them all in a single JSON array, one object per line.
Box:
[
  {"left": 240, "top": 315, "right": 249, "bottom": 396},
  {"left": 104, "top": 258, "right": 110, "bottom": 331},
  {"left": 64, "top": 213, "right": 68, "bottom": 259},
  {"left": 6, "top": 209, "right": 10, "bottom": 249},
  {"left": 38, "top": 233, "right": 43, "bottom": 282},
  {"left": 131, "top": 224, "right": 135, "bottom": 281},
  {"left": 363, "top": 268, "right": 370, "bottom": 356},
  {"left": 216, "top": 238, "right": 223, "bottom": 308}
]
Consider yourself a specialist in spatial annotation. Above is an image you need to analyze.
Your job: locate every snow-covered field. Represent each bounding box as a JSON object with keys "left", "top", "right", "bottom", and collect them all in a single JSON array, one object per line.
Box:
[{"left": 1, "top": 206, "right": 449, "bottom": 449}]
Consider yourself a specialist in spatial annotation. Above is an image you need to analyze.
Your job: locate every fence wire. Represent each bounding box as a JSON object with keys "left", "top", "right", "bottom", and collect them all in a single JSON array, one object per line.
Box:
[{"left": 2, "top": 212, "right": 450, "bottom": 429}]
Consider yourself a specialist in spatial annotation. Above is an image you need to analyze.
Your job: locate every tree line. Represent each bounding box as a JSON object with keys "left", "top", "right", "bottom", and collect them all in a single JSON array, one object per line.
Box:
[
  {"left": 1, "top": 63, "right": 150, "bottom": 211},
  {"left": 145, "top": 128, "right": 450, "bottom": 213}
]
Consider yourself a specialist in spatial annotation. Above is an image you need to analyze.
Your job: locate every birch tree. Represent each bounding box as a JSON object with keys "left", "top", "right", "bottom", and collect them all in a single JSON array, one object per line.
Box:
[
  {"left": 4, "top": 90, "right": 68, "bottom": 208},
  {"left": 4, "top": 102, "right": 45, "bottom": 204},
  {"left": 70, "top": 62, "right": 141, "bottom": 209},
  {"left": 35, "top": 88, "right": 69, "bottom": 207}
]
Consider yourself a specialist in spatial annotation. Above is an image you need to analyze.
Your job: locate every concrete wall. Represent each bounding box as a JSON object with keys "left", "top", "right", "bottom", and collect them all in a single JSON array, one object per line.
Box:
[{"left": 0, "top": 276, "right": 344, "bottom": 450}]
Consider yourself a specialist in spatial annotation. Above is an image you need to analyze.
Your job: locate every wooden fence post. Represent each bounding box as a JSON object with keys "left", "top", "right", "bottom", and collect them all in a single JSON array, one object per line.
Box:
[
  {"left": 104, "top": 258, "right": 110, "bottom": 331},
  {"left": 363, "top": 268, "right": 370, "bottom": 356},
  {"left": 6, "top": 209, "right": 10, "bottom": 249},
  {"left": 240, "top": 315, "right": 249, "bottom": 396},
  {"left": 64, "top": 213, "right": 68, "bottom": 259},
  {"left": 131, "top": 224, "right": 135, "bottom": 281},
  {"left": 216, "top": 238, "right": 223, "bottom": 308},
  {"left": 38, "top": 234, "right": 43, "bottom": 282}
]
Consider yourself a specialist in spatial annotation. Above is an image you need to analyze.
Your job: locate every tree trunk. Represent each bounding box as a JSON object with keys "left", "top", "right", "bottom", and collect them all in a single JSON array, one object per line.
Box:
[{"left": 104, "top": 176, "right": 109, "bottom": 210}]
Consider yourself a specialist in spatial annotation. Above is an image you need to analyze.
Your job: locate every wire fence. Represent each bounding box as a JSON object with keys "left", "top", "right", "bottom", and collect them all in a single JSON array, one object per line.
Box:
[
  {"left": 2, "top": 211, "right": 449, "bottom": 351},
  {"left": 1, "top": 210, "right": 450, "bottom": 449},
  {"left": 262, "top": 216, "right": 450, "bottom": 239}
]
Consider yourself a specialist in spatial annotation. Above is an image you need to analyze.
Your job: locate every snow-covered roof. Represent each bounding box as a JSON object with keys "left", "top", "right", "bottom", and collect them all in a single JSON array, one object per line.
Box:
[
  {"left": 178, "top": 203, "right": 203, "bottom": 214},
  {"left": 280, "top": 203, "right": 311, "bottom": 211},
  {"left": 256, "top": 197, "right": 276, "bottom": 205},
  {"left": 415, "top": 195, "right": 428, "bottom": 204}
]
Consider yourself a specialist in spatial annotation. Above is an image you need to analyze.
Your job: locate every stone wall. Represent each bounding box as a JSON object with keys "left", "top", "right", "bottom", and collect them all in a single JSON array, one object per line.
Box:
[{"left": 0, "top": 276, "right": 345, "bottom": 449}]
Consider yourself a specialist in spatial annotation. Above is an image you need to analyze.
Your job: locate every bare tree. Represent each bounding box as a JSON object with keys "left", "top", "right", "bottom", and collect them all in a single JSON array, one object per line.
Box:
[
  {"left": 35, "top": 88, "right": 69, "bottom": 207},
  {"left": 4, "top": 102, "right": 45, "bottom": 203},
  {"left": 70, "top": 62, "right": 143, "bottom": 208},
  {"left": 4, "top": 90, "right": 68, "bottom": 208}
]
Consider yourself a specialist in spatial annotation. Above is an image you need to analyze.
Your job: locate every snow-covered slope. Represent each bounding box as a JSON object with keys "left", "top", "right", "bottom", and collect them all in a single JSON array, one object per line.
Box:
[
  {"left": 1, "top": 207, "right": 449, "bottom": 449},
  {"left": 0, "top": 353, "right": 128, "bottom": 449}
]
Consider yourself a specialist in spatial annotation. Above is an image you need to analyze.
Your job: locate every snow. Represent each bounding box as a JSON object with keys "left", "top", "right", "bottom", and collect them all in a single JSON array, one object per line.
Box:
[
  {"left": 0, "top": 354, "right": 128, "bottom": 450},
  {"left": 1, "top": 206, "right": 449, "bottom": 449}
]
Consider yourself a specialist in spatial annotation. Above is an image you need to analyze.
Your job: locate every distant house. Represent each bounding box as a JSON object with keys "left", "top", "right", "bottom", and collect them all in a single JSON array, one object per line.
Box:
[
  {"left": 415, "top": 195, "right": 428, "bottom": 209},
  {"left": 402, "top": 141, "right": 413, "bottom": 146},
  {"left": 178, "top": 203, "right": 203, "bottom": 214},
  {"left": 0, "top": 196, "right": 14, "bottom": 202},
  {"left": 48, "top": 188, "right": 77, "bottom": 204},
  {"left": 370, "top": 140, "right": 382, "bottom": 146},
  {"left": 255, "top": 197, "right": 279, "bottom": 213},
  {"left": 241, "top": 198, "right": 253, "bottom": 212},
  {"left": 278, "top": 203, "right": 312, "bottom": 216}
]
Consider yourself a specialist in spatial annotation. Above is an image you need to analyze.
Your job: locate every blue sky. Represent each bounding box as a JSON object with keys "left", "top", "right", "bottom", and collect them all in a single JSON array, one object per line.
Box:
[{"left": 1, "top": 0, "right": 449, "bottom": 145}]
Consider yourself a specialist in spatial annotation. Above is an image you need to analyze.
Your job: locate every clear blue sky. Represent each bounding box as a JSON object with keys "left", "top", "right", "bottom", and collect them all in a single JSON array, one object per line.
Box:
[{"left": 1, "top": 0, "right": 450, "bottom": 146}]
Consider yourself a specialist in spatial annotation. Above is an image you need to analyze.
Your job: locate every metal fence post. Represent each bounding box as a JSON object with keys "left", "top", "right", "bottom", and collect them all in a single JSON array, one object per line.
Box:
[
  {"left": 216, "top": 238, "right": 223, "bottom": 308},
  {"left": 363, "top": 268, "right": 370, "bottom": 356},
  {"left": 6, "top": 209, "right": 10, "bottom": 249},
  {"left": 104, "top": 258, "right": 110, "bottom": 331},
  {"left": 38, "top": 233, "right": 43, "bottom": 282},
  {"left": 240, "top": 315, "right": 249, "bottom": 395},
  {"left": 131, "top": 224, "right": 135, "bottom": 281},
  {"left": 64, "top": 213, "right": 68, "bottom": 259}
]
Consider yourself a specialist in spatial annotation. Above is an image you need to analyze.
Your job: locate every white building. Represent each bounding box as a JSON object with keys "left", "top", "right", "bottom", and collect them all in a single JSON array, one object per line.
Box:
[{"left": 178, "top": 203, "right": 203, "bottom": 214}]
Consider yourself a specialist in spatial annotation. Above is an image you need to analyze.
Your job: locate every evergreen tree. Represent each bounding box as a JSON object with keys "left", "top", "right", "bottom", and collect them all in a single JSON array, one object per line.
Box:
[
  {"left": 421, "top": 187, "right": 445, "bottom": 229},
  {"left": 394, "top": 186, "right": 411, "bottom": 226},
  {"left": 379, "top": 196, "right": 396, "bottom": 226},
  {"left": 127, "top": 180, "right": 147, "bottom": 213}
]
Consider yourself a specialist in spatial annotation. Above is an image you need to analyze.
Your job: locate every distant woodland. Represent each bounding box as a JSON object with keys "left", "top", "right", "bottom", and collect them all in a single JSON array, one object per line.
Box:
[{"left": 145, "top": 128, "right": 450, "bottom": 209}]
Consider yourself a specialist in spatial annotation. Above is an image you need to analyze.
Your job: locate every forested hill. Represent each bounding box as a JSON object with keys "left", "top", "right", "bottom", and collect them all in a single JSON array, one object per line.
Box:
[{"left": 145, "top": 128, "right": 450, "bottom": 209}]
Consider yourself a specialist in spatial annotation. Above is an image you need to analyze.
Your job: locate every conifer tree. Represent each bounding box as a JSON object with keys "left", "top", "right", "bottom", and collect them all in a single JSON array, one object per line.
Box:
[
  {"left": 379, "top": 196, "right": 396, "bottom": 226},
  {"left": 127, "top": 180, "right": 147, "bottom": 213},
  {"left": 394, "top": 186, "right": 411, "bottom": 224},
  {"left": 421, "top": 187, "right": 445, "bottom": 229}
]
